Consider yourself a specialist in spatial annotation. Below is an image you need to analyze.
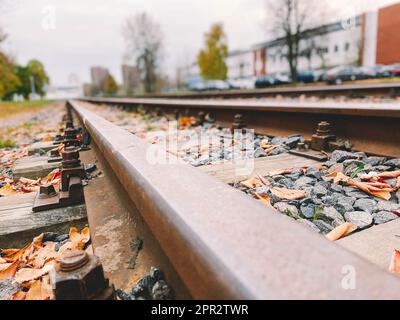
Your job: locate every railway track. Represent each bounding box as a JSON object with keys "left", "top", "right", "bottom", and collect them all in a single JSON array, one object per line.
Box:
[
  {"left": 128, "top": 81, "right": 400, "bottom": 100},
  {"left": 68, "top": 97, "right": 400, "bottom": 299},
  {"left": 1, "top": 97, "right": 400, "bottom": 300}
]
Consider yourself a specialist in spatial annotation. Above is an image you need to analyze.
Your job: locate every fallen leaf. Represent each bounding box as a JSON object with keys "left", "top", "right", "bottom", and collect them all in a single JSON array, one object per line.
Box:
[
  {"left": 377, "top": 170, "right": 400, "bottom": 179},
  {"left": 240, "top": 176, "right": 266, "bottom": 189},
  {"left": 260, "top": 139, "right": 269, "bottom": 149},
  {"left": 396, "top": 177, "right": 400, "bottom": 189},
  {"left": 389, "top": 249, "right": 400, "bottom": 276},
  {"left": 0, "top": 260, "right": 21, "bottom": 281},
  {"left": 253, "top": 193, "right": 274, "bottom": 208},
  {"left": 0, "top": 183, "right": 17, "bottom": 196},
  {"left": 326, "top": 223, "right": 358, "bottom": 241},
  {"left": 25, "top": 280, "right": 46, "bottom": 300},
  {"left": 271, "top": 187, "right": 306, "bottom": 200},
  {"left": 19, "top": 177, "right": 40, "bottom": 186},
  {"left": 13, "top": 264, "right": 54, "bottom": 285},
  {"left": 11, "top": 291, "right": 27, "bottom": 300},
  {"left": 69, "top": 227, "right": 90, "bottom": 250},
  {"left": 267, "top": 168, "right": 293, "bottom": 177},
  {"left": 0, "top": 263, "right": 12, "bottom": 271},
  {"left": 32, "top": 242, "right": 58, "bottom": 268}
]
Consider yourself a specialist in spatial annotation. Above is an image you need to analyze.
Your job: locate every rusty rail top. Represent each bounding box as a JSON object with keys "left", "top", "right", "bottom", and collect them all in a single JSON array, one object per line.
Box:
[
  {"left": 69, "top": 99, "right": 400, "bottom": 299},
  {"left": 81, "top": 97, "right": 400, "bottom": 118},
  {"left": 101, "top": 81, "right": 400, "bottom": 100}
]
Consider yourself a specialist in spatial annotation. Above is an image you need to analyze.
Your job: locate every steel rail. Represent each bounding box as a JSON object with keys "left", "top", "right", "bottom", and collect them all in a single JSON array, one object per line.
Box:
[
  {"left": 80, "top": 97, "right": 400, "bottom": 158},
  {"left": 69, "top": 99, "right": 400, "bottom": 299},
  {"left": 119, "top": 81, "right": 400, "bottom": 100}
]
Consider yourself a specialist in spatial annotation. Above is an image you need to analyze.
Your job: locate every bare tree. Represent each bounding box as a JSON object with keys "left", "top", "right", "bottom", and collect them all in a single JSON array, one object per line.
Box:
[
  {"left": 122, "top": 13, "right": 163, "bottom": 93},
  {"left": 265, "top": 0, "right": 323, "bottom": 81}
]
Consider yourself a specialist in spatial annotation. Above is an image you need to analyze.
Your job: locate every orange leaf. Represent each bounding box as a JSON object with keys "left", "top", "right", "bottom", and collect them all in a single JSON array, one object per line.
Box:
[
  {"left": 270, "top": 187, "right": 306, "bottom": 200},
  {"left": 69, "top": 227, "right": 90, "bottom": 250},
  {"left": 253, "top": 193, "right": 274, "bottom": 209},
  {"left": 389, "top": 249, "right": 400, "bottom": 276},
  {"left": 0, "top": 260, "right": 21, "bottom": 281},
  {"left": 13, "top": 264, "right": 54, "bottom": 285},
  {"left": 326, "top": 223, "right": 358, "bottom": 241},
  {"left": 240, "top": 176, "right": 265, "bottom": 189},
  {"left": 11, "top": 290, "right": 27, "bottom": 300},
  {"left": 25, "top": 280, "right": 44, "bottom": 300}
]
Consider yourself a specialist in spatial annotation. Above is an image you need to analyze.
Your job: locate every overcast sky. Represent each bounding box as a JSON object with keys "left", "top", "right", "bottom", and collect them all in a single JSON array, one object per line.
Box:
[{"left": 1, "top": 0, "right": 399, "bottom": 86}]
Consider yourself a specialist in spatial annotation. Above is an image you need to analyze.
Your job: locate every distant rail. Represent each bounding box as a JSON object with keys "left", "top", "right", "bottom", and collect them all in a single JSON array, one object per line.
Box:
[
  {"left": 80, "top": 97, "right": 400, "bottom": 157},
  {"left": 69, "top": 99, "right": 400, "bottom": 299},
  {"left": 116, "top": 81, "right": 400, "bottom": 99}
]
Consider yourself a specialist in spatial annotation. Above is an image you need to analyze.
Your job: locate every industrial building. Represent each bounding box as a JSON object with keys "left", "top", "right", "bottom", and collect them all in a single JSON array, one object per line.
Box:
[{"left": 181, "top": 2, "right": 400, "bottom": 84}]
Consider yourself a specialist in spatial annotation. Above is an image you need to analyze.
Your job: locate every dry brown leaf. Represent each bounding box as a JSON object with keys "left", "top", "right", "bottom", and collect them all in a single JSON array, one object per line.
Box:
[
  {"left": 13, "top": 264, "right": 53, "bottom": 285},
  {"left": 270, "top": 187, "right": 306, "bottom": 200},
  {"left": 0, "top": 263, "right": 12, "bottom": 271},
  {"left": 253, "top": 193, "right": 274, "bottom": 208},
  {"left": 0, "top": 260, "right": 21, "bottom": 281},
  {"left": 19, "top": 177, "right": 41, "bottom": 186},
  {"left": 25, "top": 280, "right": 46, "bottom": 300},
  {"left": 1, "top": 249, "right": 19, "bottom": 257},
  {"left": 0, "top": 257, "right": 7, "bottom": 264},
  {"left": 40, "top": 275, "right": 54, "bottom": 300},
  {"left": 389, "top": 249, "right": 400, "bottom": 276},
  {"left": 396, "top": 177, "right": 400, "bottom": 189},
  {"left": 267, "top": 168, "right": 293, "bottom": 177},
  {"left": 11, "top": 290, "right": 27, "bottom": 300},
  {"left": 240, "top": 176, "right": 266, "bottom": 189},
  {"left": 32, "top": 242, "right": 59, "bottom": 268},
  {"left": 69, "top": 227, "right": 90, "bottom": 250},
  {"left": 260, "top": 139, "right": 269, "bottom": 149},
  {"left": 326, "top": 223, "right": 358, "bottom": 241},
  {"left": 0, "top": 183, "right": 17, "bottom": 196},
  {"left": 377, "top": 170, "right": 400, "bottom": 179}
]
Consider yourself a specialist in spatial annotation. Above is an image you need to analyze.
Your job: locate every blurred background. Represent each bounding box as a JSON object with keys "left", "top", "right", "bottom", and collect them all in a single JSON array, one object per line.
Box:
[{"left": 0, "top": 0, "right": 400, "bottom": 99}]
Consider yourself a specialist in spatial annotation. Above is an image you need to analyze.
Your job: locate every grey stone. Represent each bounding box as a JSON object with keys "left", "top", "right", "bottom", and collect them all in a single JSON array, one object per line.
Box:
[
  {"left": 330, "top": 184, "right": 343, "bottom": 193},
  {"left": 270, "top": 136, "right": 287, "bottom": 145},
  {"left": 354, "top": 198, "right": 376, "bottom": 213},
  {"left": 268, "top": 146, "right": 287, "bottom": 156},
  {"left": 344, "top": 211, "right": 373, "bottom": 229},
  {"left": 277, "top": 178, "right": 295, "bottom": 189},
  {"left": 322, "top": 161, "right": 336, "bottom": 168},
  {"left": 372, "top": 165, "right": 392, "bottom": 172},
  {"left": 298, "top": 219, "right": 320, "bottom": 233},
  {"left": 344, "top": 189, "right": 370, "bottom": 199},
  {"left": 294, "top": 176, "right": 315, "bottom": 189},
  {"left": 384, "top": 158, "right": 400, "bottom": 168},
  {"left": 319, "top": 206, "right": 345, "bottom": 227},
  {"left": 312, "top": 220, "right": 334, "bottom": 234},
  {"left": 365, "top": 156, "right": 386, "bottom": 166},
  {"left": 306, "top": 167, "right": 324, "bottom": 179},
  {"left": 312, "top": 183, "right": 328, "bottom": 197},
  {"left": 274, "top": 202, "right": 299, "bottom": 217},
  {"left": 300, "top": 200, "right": 316, "bottom": 219},
  {"left": 372, "top": 211, "right": 398, "bottom": 225},
  {"left": 0, "top": 278, "right": 21, "bottom": 300},
  {"left": 374, "top": 201, "right": 400, "bottom": 212},
  {"left": 254, "top": 147, "right": 267, "bottom": 158},
  {"left": 335, "top": 196, "right": 356, "bottom": 214},
  {"left": 254, "top": 186, "right": 270, "bottom": 195},
  {"left": 330, "top": 150, "right": 360, "bottom": 163},
  {"left": 322, "top": 195, "right": 337, "bottom": 207},
  {"left": 285, "top": 136, "right": 302, "bottom": 148}
]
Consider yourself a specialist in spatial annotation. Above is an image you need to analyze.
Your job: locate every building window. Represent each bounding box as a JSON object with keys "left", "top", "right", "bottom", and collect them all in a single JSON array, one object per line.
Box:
[
  {"left": 345, "top": 42, "right": 350, "bottom": 51},
  {"left": 334, "top": 45, "right": 339, "bottom": 52}
]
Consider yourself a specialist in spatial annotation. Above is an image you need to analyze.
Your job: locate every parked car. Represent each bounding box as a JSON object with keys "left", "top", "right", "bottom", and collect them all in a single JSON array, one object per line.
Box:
[
  {"left": 273, "top": 73, "right": 292, "bottom": 85},
  {"left": 324, "top": 66, "right": 364, "bottom": 84},
  {"left": 296, "top": 71, "right": 315, "bottom": 83},
  {"left": 255, "top": 76, "right": 275, "bottom": 88},
  {"left": 379, "top": 64, "right": 400, "bottom": 77}
]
